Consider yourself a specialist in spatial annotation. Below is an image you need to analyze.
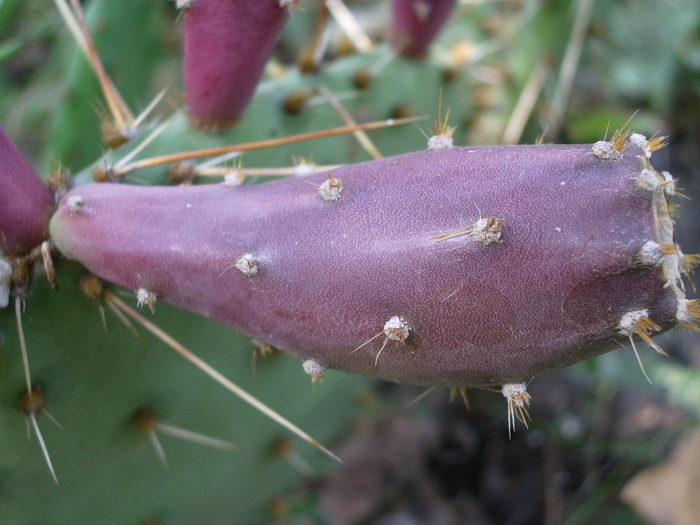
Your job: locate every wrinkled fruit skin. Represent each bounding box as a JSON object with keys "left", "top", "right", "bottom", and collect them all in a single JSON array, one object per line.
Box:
[
  {"left": 0, "top": 125, "right": 55, "bottom": 256},
  {"left": 50, "top": 144, "right": 687, "bottom": 387}
]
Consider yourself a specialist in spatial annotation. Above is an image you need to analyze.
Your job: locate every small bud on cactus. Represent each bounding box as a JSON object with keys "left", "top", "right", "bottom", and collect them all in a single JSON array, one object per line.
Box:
[
  {"left": 0, "top": 125, "right": 55, "bottom": 256},
  {"left": 50, "top": 140, "right": 695, "bottom": 389},
  {"left": 303, "top": 359, "right": 326, "bottom": 386},
  {"left": 183, "top": 0, "right": 290, "bottom": 131},
  {"left": 136, "top": 287, "right": 158, "bottom": 313}
]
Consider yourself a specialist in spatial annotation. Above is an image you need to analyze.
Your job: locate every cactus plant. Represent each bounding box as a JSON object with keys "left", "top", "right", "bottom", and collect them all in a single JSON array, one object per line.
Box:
[{"left": 2, "top": 0, "right": 700, "bottom": 523}]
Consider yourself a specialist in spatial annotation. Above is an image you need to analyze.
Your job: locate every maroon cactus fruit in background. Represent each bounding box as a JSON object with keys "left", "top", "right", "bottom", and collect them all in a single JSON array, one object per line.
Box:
[
  {"left": 50, "top": 139, "right": 695, "bottom": 389},
  {"left": 183, "top": 0, "right": 290, "bottom": 131},
  {"left": 0, "top": 125, "right": 55, "bottom": 257},
  {"left": 391, "top": 0, "right": 457, "bottom": 58}
]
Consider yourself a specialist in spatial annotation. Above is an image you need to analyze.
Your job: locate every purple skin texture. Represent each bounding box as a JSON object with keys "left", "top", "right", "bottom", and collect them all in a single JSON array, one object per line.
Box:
[
  {"left": 50, "top": 143, "right": 688, "bottom": 387},
  {"left": 183, "top": 0, "right": 290, "bottom": 130},
  {"left": 391, "top": 0, "right": 457, "bottom": 58},
  {"left": 0, "top": 125, "right": 55, "bottom": 256}
]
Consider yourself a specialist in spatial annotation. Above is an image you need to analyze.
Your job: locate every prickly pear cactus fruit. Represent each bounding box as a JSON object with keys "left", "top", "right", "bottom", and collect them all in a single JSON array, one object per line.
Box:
[
  {"left": 0, "top": 125, "right": 54, "bottom": 256},
  {"left": 183, "top": 0, "right": 291, "bottom": 130},
  {"left": 50, "top": 136, "right": 697, "bottom": 391},
  {"left": 391, "top": 0, "right": 457, "bottom": 58}
]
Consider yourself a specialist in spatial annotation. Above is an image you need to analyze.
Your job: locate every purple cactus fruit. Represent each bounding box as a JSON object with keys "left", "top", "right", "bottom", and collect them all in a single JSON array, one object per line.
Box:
[
  {"left": 391, "top": 0, "right": 457, "bottom": 58},
  {"left": 0, "top": 125, "right": 55, "bottom": 256},
  {"left": 182, "top": 0, "right": 291, "bottom": 131},
  {"left": 49, "top": 137, "right": 696, "bottom": 391}
]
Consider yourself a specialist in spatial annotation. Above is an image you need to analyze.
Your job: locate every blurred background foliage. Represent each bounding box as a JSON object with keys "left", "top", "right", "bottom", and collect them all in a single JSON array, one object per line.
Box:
[{"left": 1, "top": 0, "right": 700, "bottom": 523}]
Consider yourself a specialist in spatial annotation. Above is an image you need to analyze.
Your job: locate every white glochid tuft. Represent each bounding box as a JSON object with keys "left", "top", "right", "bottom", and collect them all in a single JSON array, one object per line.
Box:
[
  {"left": 302, "top": 359, "right": 326, "bottom": 385},
  {"left": 618, "top": 310, "right": 651, "bottom": 335},
  {"left": 318, "top": 174, "right": 343, "bottom": 202},
  {"left": 427, "top": 134, "right": 454, "bottom": 151},
  {"left": 383, "top": 316, "right": 410, "bottom": 343},
  {"left": 136, "top": 288, "right": 158, "bottom": 313},
  {"left": 502, "top": 382, "right": 531, "bottom": 435},
  {"left": 223, "top": 169, "right": 245, "bottom": 187},
  {"left": 471, "top": 217, "right": 504, "bottom": 245},
  {"left": 67, "top": 195, "right": 84, "bottom": 212},
  {"left": 235, "top": 254, "right": 258, "bottom": 277},
  {"left": 629, "top": 133, "right": 652, "bottom": 158},
  {"left": 636, "top": 168, "right": 662, "bottom": 192},
  {"left": 294, "top": 161, "right": 316, "bottom": 177},
  {"left": 637, "top": 241, "right": 664, "bottom": 267},
  {"left": 661, "top": 171, "right": 676, "bottom": 197},
  {"left": 592, "top": 141, "right": 623, "bottom": 161}
]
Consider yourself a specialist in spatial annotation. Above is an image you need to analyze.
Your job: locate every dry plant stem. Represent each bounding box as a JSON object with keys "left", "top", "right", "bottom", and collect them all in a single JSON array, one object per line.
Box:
[
  {"left": 195, "top": 165, "right": 342, "bottom": 178},
  {"left": 317, "top": 85, "right": 383, "bottom": 159},
  {"left": 310, "top": 1, "right": 329, "bottom": 63},
  {"left": 548, "top": 0, "right": 595, "bottom": 135},
  {"left": 132, "top": 88, "right": 169, "bottom": 129},
  {"left": 115, "top": 117, "right": 419, "bottom": 176},
  {"left": 15, "top": 296, "right": 32, "bottom": 394},
  {"left": 103, "top": 291, "right": 341, "bottom": 463},
  {"left": 66, "top": 0, "right": 133, "bottom": 130},
  {"left": 29, "top": 412, "right": 58, "bottom": 485},
  {"left": 13, "top": 293, "right": 63, "bottom": 485},
  {"left": 502, "top": 57, "right": 551, "bottom": 144},
  {"left": 112, "top": 117, "right": 176, "bottom": 171},
  {"left": 405, "top": 386, "right": 438, "bottom": 408},
  {"left": 148, "top": 430, "right": 168, "bottom": 467},
  {"left": 298, "top": 1, "right": 329, "bottom": 72},
  {"left": 51, "top": 0, "right": 87, "bottom": 54},
  {"left": 156, "top": 422, "right": 237, "bottom": 452}
]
